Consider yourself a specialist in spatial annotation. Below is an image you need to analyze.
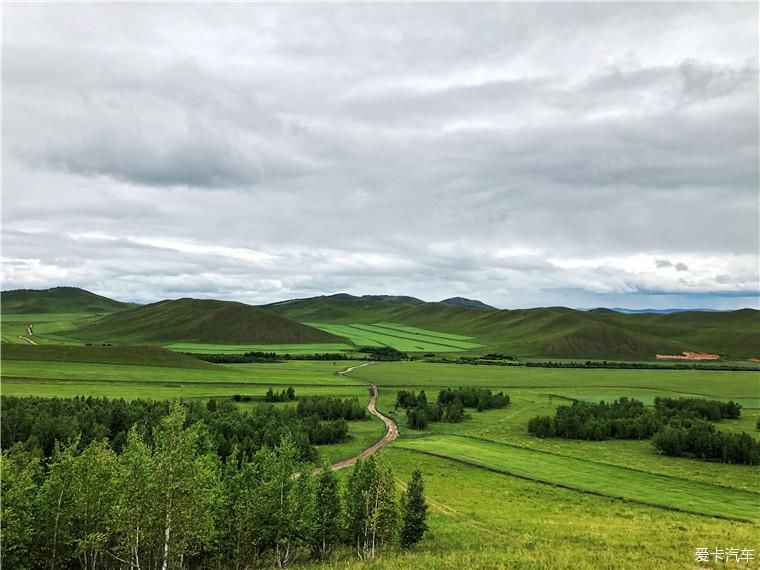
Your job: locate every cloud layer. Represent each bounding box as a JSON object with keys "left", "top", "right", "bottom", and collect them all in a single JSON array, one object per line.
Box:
[{"left": 3, "top": 4, "right": 758, "bottom": 309}]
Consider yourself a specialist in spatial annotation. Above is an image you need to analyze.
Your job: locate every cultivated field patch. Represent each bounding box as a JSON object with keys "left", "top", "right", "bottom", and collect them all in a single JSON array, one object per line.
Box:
[
  {"left": 395, "top": 434, "right": 760, "bottom": 522},
  {"left": 309, "top": 322, "right": 483, "bottom": 352}
]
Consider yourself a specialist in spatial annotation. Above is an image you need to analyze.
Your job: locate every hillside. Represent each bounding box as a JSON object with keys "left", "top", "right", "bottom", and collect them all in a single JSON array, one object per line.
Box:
[
  {"left": 263, "top": 295, "right": 760, "bottom": 359},
  {"left": 1, "top": 287, "right": 133, "bottom": 314},
  {"left": 440, "top": 297, "right": 495, "bottom": 310},
  {"left": 68, "top": 298, "right": 346, "bottom": 345},
  {"left": 0, "top": 343, "right": 217, "bottom": 369}
]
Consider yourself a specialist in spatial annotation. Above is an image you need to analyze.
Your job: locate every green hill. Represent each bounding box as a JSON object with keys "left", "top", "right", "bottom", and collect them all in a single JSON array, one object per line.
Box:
[
  {"left": 68, "top": 298, "right": 345, "bottom": 345},
  {"left": 263, "top": 295, "right": 759, "bottom": 359},
  {"left": 1, "top": 287, "right": 133, "bottom": 315}
]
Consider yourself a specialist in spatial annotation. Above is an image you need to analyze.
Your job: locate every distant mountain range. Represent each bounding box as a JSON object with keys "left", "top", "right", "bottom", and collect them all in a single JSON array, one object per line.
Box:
[{"left": 2, "top": 287, "right": 758, "bottom": 359}]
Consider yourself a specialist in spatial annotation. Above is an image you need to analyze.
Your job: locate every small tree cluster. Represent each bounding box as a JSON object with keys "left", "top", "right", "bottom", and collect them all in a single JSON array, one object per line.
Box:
[
  {"left": 528, "top": 398, "right": 659, "bottom": 441},
  {"left": 265, "top": 386, "right": 296, "bottom": 402},
  {"left": 396, "top": 388, "right": 509, "bottom": 430},
  {"left": 653, "top": 419, "right": 760, "bottom": 465},
  {"left": 296, "top": 396, "right": 368, "bottom": 421},
  {"left": 357, "top": 347, "right": 408, "bottom": 361},
  {"left": 654, "top": 397, "right": 741, "bottom": 421}
]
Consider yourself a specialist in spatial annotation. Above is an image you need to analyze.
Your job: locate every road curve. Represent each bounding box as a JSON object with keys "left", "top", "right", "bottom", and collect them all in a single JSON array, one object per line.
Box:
[{"left": 331, "top": 362, "right": 399, "bottom": 471}]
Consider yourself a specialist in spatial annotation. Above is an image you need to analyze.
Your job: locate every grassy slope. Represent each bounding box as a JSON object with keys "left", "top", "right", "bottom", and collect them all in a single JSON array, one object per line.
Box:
[
  {"left": 68, "top": 298, "right": 347, "bottom": 345},
  {"left": 0, "top": 343, "right": 218, "bottom": 369},
  {"left": 396, "top": 434, "right": 760, "bottom": 521},
  {"left": 1, "top": 287, "right": 133, "bottom": 314},
  {"left": 264, "top": 295, "right": 760, "bottom": 359}
]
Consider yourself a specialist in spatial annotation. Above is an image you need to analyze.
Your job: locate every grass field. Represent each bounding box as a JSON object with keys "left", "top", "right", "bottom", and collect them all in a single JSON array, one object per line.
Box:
[
  {"left": 309, "top": 322, "right": 483, "bottom": 352},
  {"left": 396, "top": 434, "right": 760, "bottom": 522},
  {"left": 1, "top": 313, "right": 97, "bottom": 345}
]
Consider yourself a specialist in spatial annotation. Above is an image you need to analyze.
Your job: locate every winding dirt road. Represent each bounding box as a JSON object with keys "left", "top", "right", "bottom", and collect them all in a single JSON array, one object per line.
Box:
[{"left": 331, "top": 362, "right": 399, "bottom": 471}]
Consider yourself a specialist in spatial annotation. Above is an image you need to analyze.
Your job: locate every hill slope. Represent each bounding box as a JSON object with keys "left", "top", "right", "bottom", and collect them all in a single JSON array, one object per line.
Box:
[
  {"left": 263, "top": 295, "right": 759, "bottom": 359},
  {"left": 1, "top": 343, "right": 218, "bottom": 369},
  {"left": 69, "top": 298, "right": 346, "bottom": 345},
  {"left": 440, "top": 297, "right": 495, "bottom": 310},
  {"left": 1, "top": 287, "right": 133, "bottom": 314}
]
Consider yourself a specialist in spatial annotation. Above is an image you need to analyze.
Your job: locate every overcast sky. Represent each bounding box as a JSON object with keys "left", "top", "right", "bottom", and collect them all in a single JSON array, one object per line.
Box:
[{"left": 2, "top": 3, "right": 758, "bottom": 309}]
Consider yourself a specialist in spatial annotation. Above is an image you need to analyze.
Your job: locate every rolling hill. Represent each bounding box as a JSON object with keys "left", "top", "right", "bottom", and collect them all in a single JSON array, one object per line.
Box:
[
  {"left": 263, "top": 295, "right": 760, "bottom": 359},
  {"left": 1, "top": 287, "right": 133, "bottom": 314},
  {"left": 67, "top": 298, "right": 346, "bottom": 345},
  {"left": 440, "top": 297, "right": 496, "bottom": 310}
]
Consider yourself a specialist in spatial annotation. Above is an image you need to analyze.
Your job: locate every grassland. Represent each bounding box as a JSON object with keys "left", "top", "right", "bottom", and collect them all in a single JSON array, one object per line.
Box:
[
  {"left": 396, "top": 434, "right": 760, "bottom": 521},
  {"left": 325, "top": 448, "right": 759, "bottom": 570},
  {"left": 3, "top": 308, "right": 758, "bottom": 567},
  {"left": 309, "top": 322, "right": 482, "bottom": 352}
]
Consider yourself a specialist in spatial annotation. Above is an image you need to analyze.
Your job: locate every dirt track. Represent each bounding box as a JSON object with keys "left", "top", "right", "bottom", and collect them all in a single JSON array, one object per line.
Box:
[{"left": 331, "top": 362, "right": 399, "bottom": 471}]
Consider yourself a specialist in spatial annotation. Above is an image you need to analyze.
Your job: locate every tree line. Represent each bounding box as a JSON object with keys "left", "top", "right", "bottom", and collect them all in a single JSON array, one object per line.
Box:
[
  {"left": 1, "top": 402, "right": 428, "bottom": 569},
  {"left": 1, "top": 396, "right": 353, "bottom": 463},
  {"left": 527, "top": 396, "right": 759, "bottom": 465},
  {"left": 189, "top": 352, "right": 352, "bottom": 364},
  {"left": 395, "top": 388, "right": 509, "bottom": 430}
]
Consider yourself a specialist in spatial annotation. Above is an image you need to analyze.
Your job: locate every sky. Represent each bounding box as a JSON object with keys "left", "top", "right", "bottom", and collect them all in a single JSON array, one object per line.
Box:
[{"left": 2, "top": 3, "right": 758, "bottom": 310}]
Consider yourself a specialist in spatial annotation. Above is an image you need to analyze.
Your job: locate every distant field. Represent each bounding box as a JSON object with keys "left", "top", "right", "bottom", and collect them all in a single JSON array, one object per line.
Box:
[
  {"left": 395, "top": 435, "right": 760, "bottom": 522},
  {"left": 309, "top": 322, "right": 483, "bottom": 352},
  {"left": 1, "top": 357, "right": 368, "bottom": 401},
  {"left": 165, "top": 342, "right": 354, "bottom": 354},
  {"left": 1, "top": 313, "right": 96, "bottom": 345}
]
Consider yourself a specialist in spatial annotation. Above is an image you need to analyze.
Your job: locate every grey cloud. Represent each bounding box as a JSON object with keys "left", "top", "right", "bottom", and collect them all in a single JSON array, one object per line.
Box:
[{"left": 2, "top": 3, "right": 757, "bottom": 309}]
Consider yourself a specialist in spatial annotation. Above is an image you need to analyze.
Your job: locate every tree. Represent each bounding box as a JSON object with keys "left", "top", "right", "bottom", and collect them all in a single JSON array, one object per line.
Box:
[
  {"left": 400, "top": 469, "right": 428, "bottom": 548},
  {"left": 1, "top": 445, "right": 41, "bottom": 569},
  {"left": 311, "top": 464, "right": 341, "bottom": 559},
  {"left": 111, "top": 426, "right": 158, "bottom": 570},
  {"left": 152, "top": 402, "right": 222, "bottom": 570}
]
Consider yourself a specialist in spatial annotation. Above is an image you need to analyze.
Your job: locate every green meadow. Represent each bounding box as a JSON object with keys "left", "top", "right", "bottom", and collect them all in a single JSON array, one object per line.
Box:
[{"left": 310, "top": 322, "right": 483, "bottom": 352}]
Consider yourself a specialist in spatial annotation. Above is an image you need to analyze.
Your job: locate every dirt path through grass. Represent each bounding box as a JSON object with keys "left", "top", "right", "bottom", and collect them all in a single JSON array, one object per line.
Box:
[{"left": 331, "top": 362, "right": 399, "bottom": 470}]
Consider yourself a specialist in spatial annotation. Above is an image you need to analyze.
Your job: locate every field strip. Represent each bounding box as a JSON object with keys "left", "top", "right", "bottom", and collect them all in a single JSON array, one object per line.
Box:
[
  {"left": 373, "top": 322, "right": 476, "bottom": 341},
  {"left": 346, "top": 324, "right": 482, "bottom": 349},
  {"left": 395, "top": 435, "right": 760, "bottom": 522}
]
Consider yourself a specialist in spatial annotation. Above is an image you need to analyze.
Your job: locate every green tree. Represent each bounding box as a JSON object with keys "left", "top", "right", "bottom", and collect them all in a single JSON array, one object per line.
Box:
[
  {"left": 111, "top": 426, "right": 158, "bottom": 569},
  {"left": 400, "top": 469, "right": 428, "bottom": 548},
  {"left": 1, "top": 445, "right": 41, "bottom": 569},
  {"left": 68, "top": 440, "right": 118, "bottom": 570},
  {"left": 35, "top": 438, "right": 81, "bottom": 569},
  {"left": 311, "top": 464, "right": 341, "bottom": 559},
  {"left": 152, "top": 402, "right": 222, "bottom": 570}
]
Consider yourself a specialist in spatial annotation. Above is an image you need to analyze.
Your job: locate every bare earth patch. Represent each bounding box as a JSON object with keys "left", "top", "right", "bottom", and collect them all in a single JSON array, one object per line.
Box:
[{"left": 656, "top": 351, "right": 721, "bottom": 361}]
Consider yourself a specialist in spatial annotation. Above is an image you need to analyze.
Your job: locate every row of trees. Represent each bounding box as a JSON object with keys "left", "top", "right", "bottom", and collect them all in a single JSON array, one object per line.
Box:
[
  {"left": 527, "top": 398, "right": 660, "bottom": 440},
  {"left": 189, "top": 352, "right": 351, "bottom": 364},
  {"left": 264, "top": 387, "right": 296, "bottom": 403},
  {"left": 653, "top": 419, "right": 760, "bottom": 465},
  {"left": 1, "top": 396, "right": 350, "bottom": 463},
  {"left": 654, "top": 397, "right": 741, "bottom": 421},
  {"left": 527, "top": 397, "right": 759, "bottom": 465},
  {"left": 296, "top": 396, "right": 368, "bottom": 421},
  {"left": 1, "top": 403, "right": 428, "bottom": 569},
  {"left": 396, "top": 388, "right": 509, "bottom": 430}
]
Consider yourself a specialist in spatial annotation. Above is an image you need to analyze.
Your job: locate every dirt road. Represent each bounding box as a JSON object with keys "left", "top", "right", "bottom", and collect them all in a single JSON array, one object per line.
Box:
[{"left": 331, "top": 362, "right": 399, "bottom": 471}]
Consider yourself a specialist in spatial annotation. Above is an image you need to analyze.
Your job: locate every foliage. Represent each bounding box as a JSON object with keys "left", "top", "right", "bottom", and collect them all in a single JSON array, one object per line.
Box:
[
  {"left": 396, "top": 388, "right": 509, "bottom": 430},
  {"left": 0, "top": 396, "right": 355, "bottom": 463},
  {"left": 400, "top": 469, "right": 428, "bottom": 548},
  {"left": 652, "top": 419, "right": 760, "bottom": 465},
  {"left": 0, "top": 402, "right": 426, "bottom": 569}
]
